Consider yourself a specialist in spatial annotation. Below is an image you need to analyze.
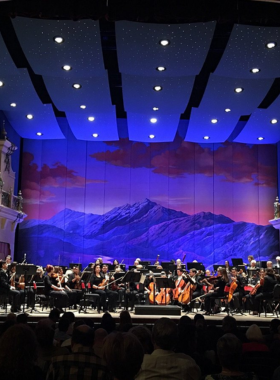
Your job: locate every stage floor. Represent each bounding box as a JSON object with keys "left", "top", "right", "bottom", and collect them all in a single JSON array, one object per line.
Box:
[{"left": 0, "top": 306, "right": 277, "bottom": 327}]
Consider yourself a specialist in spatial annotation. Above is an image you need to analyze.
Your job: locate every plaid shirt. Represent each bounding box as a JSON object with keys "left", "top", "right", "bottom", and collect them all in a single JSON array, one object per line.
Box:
[{"left": 46, "top": 346, "right": 111, "bottom": 380}]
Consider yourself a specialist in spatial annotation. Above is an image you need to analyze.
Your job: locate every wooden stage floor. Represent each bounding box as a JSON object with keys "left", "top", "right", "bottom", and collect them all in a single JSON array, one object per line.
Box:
[{"left": 0, "top": 306, "right": 277, "bottom": 327}]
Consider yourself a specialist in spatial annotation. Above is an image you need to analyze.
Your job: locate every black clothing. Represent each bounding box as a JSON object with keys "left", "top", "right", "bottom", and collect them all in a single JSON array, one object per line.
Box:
[
  {"left": 204, "top": 278, "right": 226, "bottom": 313},
  {"left": 44, "top": 275, "right": 69, "bottom": 309},
  {"left": 0, "top": 269, "right": 21, "bottom": 311},
  {"left": 253, "top": 274, "right": 277, "bottom": 312}
]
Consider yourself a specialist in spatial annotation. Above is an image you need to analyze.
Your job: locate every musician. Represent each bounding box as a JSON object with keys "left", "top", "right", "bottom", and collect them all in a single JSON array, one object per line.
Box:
[
  {"left": 276, "top": 256, "right": 280, "bottom": 269},
  {"left": 204, "top": 268, "right": 228, "bottom": 315},
  {"left": 0, "top": 260, "right": 21, "bottom": 312},
  {"left": 248, "top": 260, "right": 258, "bottom": 270},
  {"left": 188, "top": 268, "right": 203, "bottom": 304},
  {"left": 9, "top": 262, "right": 36, "bottom": 310},
  {"left": 66, "top": 266, "right": 83, "bottom": 307},
  {"left": 5, "top": 255, "right": 12, "bottom": 266},
  {"left": 124, "top": 271, "right": 139, "bottom": 311},
  {"left": 113, "top": 259, "right": 119, "bottom": 267},
  {"left": 89, "top": 264, "right": 107, "bottom": 312},
  {"left": 101, "top": 265, "right": 118, "bottom": 312},
  {"left": 266, "top": 261, "right": 273, "bottom": 270},
  {"left": 252, "top": 268, "right": 277, "bottom": 315},
  {"left": 225, "top": 260, "right": 231, "bottom": 273},
  {"left": 228, "top": 267, "right": 245, "bottom": 312},
  {"left": 44, "top": 265, "right": 69, "bottom": 310}
]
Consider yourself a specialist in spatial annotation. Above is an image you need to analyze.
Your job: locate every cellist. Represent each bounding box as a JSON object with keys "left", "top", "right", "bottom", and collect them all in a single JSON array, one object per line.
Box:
[
  {"left": 228, "top": 267, "right": 246, "bottom": 313},
  {"left": 204, "top": 267, "right": 228, "bottom": 315},
  {"left": 172, "top": 268, "right": 186, "bottom": 303}
]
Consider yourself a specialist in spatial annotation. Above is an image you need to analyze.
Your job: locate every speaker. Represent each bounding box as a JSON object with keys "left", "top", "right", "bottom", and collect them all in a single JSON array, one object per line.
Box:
[{"left": 134, "top": 305, "right": 181, "bottom": 316}]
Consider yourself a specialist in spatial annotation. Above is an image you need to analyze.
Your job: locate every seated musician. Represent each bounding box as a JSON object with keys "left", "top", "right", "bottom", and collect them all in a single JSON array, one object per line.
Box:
[
  {"left": 252, "top": 268, "right": 277, "bottom": 315},
  {"left": 124, "top": 270, "right": 139, "bottom": 311},
  {"left": 248, "top": 260, "right": 258, "bottom": 270},
  {"left": 65, "top": 266, "right": 83, "bottom": 308},
  {"left": 33, "top": 266, "right": 44, "bottom": 283},
  {"left": 0, "top": 260, "right": 21, "bottom": 312},
  {"left": 89, "top": 264, "right": 107, "bottom": 312},
  {"left": 266, "top": 261, "right": 273, "bottom": 270},
  {"left": 276, "top": 256, "right": 280, "bottom": 269},
  {"left": 44, "top": 265, "right": 69, "bottom": 310},
  {"left": 101, "top": 265, "right": 118, "bottom": 312},
  {"left": 228, "top": 267, "right": 245, "bottom": 312},
  {"left": 5, "top": 255, "right": 12, "bottom": 266},
  {"left": 188, "top": 268, "right": 203, "bottom": 309},
  {"left": 204, "top": 267, "right": 228, "bottom": 315},
  {"left": 9, "top": 262, "right": 36, "bottom": 311},
  {"left": 173, "top": 267, "right": 186, "bottom": 304},
  {"left": 144, "top": 272, "right": 156, "bottom": 304},
  {"left": 247, "top": 255, "right": 254, "bottom": 266}
]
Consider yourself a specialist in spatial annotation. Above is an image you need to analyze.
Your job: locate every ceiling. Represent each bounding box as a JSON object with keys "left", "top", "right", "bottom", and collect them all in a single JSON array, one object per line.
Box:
[{"left": 0, "top": 0, "right": 280, "bottom": 144}]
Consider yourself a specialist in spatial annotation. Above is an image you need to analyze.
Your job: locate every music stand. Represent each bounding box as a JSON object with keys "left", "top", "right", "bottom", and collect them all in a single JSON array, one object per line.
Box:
[
  {"left": 187, "top": 262, "right": 202, "bottom": 271},
  {"left": 122, "top": 271, "right": 141, "bottom": 284},
  {"left": 141, "top": 261, "right": 150, "bottom": 267},
  {"left": 155, "top": 277, "right": 175, "bottom": 306},
  {"left": 16, "top": 264, "right": 37, "bottom": 313},
  {"left": 231, "top": 258, "right": 244, "bottom": 267}
]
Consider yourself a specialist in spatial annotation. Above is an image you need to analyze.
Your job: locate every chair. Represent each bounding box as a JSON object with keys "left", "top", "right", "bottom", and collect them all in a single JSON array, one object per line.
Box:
[
  {"left": 0, "top": 293, "right": 9, "bottom": 313},
  {"left": 259, "top": 284, "right": 280, "bottom": 317},
  {"left": 79, "top": 291, "right": 100, "bottom": 313}
]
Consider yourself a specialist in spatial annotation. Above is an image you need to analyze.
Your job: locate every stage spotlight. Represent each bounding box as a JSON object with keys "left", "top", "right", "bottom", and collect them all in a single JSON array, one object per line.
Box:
[
  {"left": 53, "top": 36, "right": 64, "bottom": 44},
  {"left": 80, "top": 105, "right": 86, "bottom": 109},
  {"left": 159, "top": 40, "right": 170, "bottom": 46},
  {"left": 10, "top": 103, "right": 16, "bottom": 107},
  {"left": 250, "top": 68, "right": 260, "bottom": 74},
  {"left": 88, "top": 116, "right": 95, "bottom": 121},
  {"left": 266, "top": 42, "right": 276, "bottom": 49},
  {"left": 62, "top": 65, "right": 72, "bottom": 71},
  {"left": 271, "top": 119, "right": 278, "bottom": 124},
  {"left": 26, "top": 114, "right": 33, "bottom": 119},
  {"left": 156, "top": 66, "right": 166, "bottom": 71},
  {"left": 257, "top": 137, "right": 264, "bottom": 141},
  {"left": 36, "top": 132, "right": 43, "bottom": 136},
  {"left": 153, "top": 107, "right": 159, "bottom": 111},
  {"left": 153, "top": 85, "right": 162, "bottom": 91},
  {"left": 150, "top": 118, "right": 157, "bottom": 123},
  {"left": 225, "top": 108, "right": 231, "bottom": 112},
  {"left": 92, "top": 133, "right": 99, "bottom": 138},
  {"left": 234, "top": 87, "right": 243, "bottom": 93},
  {"left": 72, "top": 83, "right": 81, "bottom": 89},
  {"left": 203, "top": 136, "right": 210, "bottom": 140},
  {"left": 211, "top": 119, "right": 218, "bottom": 124},
  {"left": 149, "top": 134, "right": 155, "bottom": 139}
]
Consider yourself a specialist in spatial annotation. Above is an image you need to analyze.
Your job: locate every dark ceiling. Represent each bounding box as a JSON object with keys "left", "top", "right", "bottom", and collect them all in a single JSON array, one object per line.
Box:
[{"left": 0, "top": 0, "right": 280, "bottom": 143}]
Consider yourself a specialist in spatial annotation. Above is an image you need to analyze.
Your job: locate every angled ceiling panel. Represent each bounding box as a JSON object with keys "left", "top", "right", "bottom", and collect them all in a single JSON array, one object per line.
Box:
[
  {"left": 127, "top": 112, "right": 180, "bottom": 142},
  {"left": 0, "top": 33, "right": 19, "bottom": 75},
  {"left": 186, "top": 74, "right": 273, "bottom": 143},
  {"left": 66, "top": 108, "right": 118, "bottom": 141},
  {"left": 12, "top": 17, "right": 104, "bottom": 78},
  {"left": 0, "top": 69, "right": 64, "bottom": 139},
  {"left": 116, "top": 21, "right": 216, "bottom": 76},
  {"left": 234, "top": 95, "right": 280, "bottom": 144},
  {"left": 215, "top": 24, "right": 280, "bottom": 79}
]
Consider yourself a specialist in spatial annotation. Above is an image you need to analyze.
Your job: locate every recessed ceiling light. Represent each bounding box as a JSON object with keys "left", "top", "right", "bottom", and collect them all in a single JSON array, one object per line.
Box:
[
  {"left": 150, "top": 118, "right": 157, "bottom": 123},
  {"left": 203, "top": 136, "right": 210, "bottom": 140},
  {"left": 153, "top": 85, "right": 162, "bottom": 91},
  {"left": 72, "top": 83, "right": 81, "bottom": 89},
  {"left": 266, "top": 42, "right": 276, "bottom": 49},
  {"left": 53, "top": 36, "right": 64, "bottom": 44},
  {"left": 156, "top": 66, "right": 166, "bottom": 71},
  {"left": 26, "top": 114, "right": 33, "bottom": 120},
  {"left": 0, "top": 81, "right": 4, "bottom": 87},
  {"left": 88, "top": 116, "right": 95, "bottom": 122},
  {"left": 153, "top": 107, "right": 159, "bottom": 111},
  {"left": 271, "top": 119, "right": 278, "bottom": 124},
  {"left": 225, "top": 108, "right": 231, "bottom": 113},
  {"left": 257, "top": 137, "right": 264, "bottom": 141},
  {"left": 62, "top": 65, "right": 72, "bottom": 71},
  {"left": 92, "top": 133, "right": 99, "bottom": 138},
  {"left": 10, "top": 103, "right": 16, "bottom": 107},
  {"left": 250, "top": 68, "right": 260, "bottom": 74},
  {"left": 159, "top": 39, "right": 170, "bottom": 46},
  {"left": 80, "top": 105, "right": 86, "bottom": 109},
  {"left": 234, "top": 87, "right": 243, "bottom": 93},
  {"left": 36, "top": 132, "right": 43, "bottom": 136},
  {"left": 211, "top": 118, "right": 218, "bottom": 124},
  {"left": 149, "top": 134, "right": 155, "bottom": 139}
]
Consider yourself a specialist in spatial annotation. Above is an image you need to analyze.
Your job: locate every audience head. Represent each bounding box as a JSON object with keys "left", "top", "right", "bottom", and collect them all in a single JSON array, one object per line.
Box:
[
  {"left": 100, "top": 312, "right": 116, "bottom": 333},
  {"left": 103, "top": 332, "right": 144, "bottom": 380},
  {"left": 119, "top": 310, "right": 132, "bottom": 332},
  {"left": 246, "top": 324, "right": 263, "bottom": 342},
  {"left": 58, "top": 318, "right": 70, "bottom": 333},
  {"left": 152, "top": 317, "right": 177, "bottom": 350},
  {"left": 222, "top": 316, "right": 237, "bottom": 334},
  {"left": 62, "top": 311, "right": 75, "bottom": 324},
  {"left": 94, "top": 328, "right": 108, "bottom": 345},
  {"left": 49, "top": 308, "right": 61, "bottom": 323},
  {"left": 71, "top": 325, "right": 94, "bottom": 348},
  {"left": 35, "top": 319, "right": 55, "bottom": 348},
  {"left": 217, "top": 333, "right": 242, "bottom": 371},
  {"left": 130, "top": 325, "right": 153, "bottom": 354},
  {"left": 194, "top": 313, "right": 205, "bottom": 329},
  {"left": 16, "top": 313, "right": 28, "bottom": 324},
  {"left": 270, "top": 318, "right": 280, "bottom": 333}
]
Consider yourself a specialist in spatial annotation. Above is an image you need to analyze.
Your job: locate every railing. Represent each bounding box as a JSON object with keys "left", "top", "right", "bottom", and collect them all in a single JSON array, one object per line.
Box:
[{"left": 0, "top": 189, "right": 23, "bottom": 212}]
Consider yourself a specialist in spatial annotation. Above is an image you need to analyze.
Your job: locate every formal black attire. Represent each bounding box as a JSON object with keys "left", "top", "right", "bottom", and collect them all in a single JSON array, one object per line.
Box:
[
  {"left": 204, "top": 278, "right": 226, "bottom": 313},
  {"left": 103, "top": 275, "right": 118, "bottom": 311},
  {"left": 66, "top": 273, "right": 83, "bottom": 306},
  {"left": 44, "top": 275, "right": 69, "bottom": 309},
  {"left": 253, "top": 274, "right": 277, "bottom": 312},
  {"left": 230, "top": 274, "right": 246, "bottom": 310},
  {"left": 124, "top": 281, "right": 138, "bottom": 310},
  {"left": 0, "top": 269, "right": 21, "bottom": 311},
  {"left": 90, "top": 274, "right": 107, "bottom": 311}
]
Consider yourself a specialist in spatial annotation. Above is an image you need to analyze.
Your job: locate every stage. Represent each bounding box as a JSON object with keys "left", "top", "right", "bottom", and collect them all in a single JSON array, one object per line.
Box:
[{"left": 0, "top": 305, "right": 277, "bottom": 328}]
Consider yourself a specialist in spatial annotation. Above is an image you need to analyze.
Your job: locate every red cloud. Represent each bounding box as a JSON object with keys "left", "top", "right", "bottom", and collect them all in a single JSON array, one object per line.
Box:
[{"left": 90, "top": 140, "right": 277, "bottom": 187}]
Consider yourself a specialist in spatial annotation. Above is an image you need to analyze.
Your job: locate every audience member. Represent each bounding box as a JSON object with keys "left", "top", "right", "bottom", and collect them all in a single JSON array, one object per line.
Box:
[
  {"left": 205, "top": 334, "right": 258, "bottom": 380},
  {"left": 100, "top": 312, "right": 116, "bottom": 333},
  {"left": 242, "top": 324, "right": 269, "bottom": 353},
  {"left": 93, "top": 328, "right": 108, "bottom": 358},
  {"left": 130, "top": 326, "right": 153, "bottom": 354},
  {"left": 47, "top": 325, "right": 109, "bottom": 380},
  {"left": 118, "top": 310, "right": 133, "bottom": 332},
  {"left": 136, "top": 317, "right": 200, "bottom": 380},
  {"left": 16, "top": 312, "right": 28, "bottom": 324},
  {"left": 54, "top": 317, "right": 71, "bottom": 344},
  {"left": 103, "top": 332, "right": 144, "bottom": 380},
  {"left": 0, "top": 324, "right": 44, "bottom": 380}
]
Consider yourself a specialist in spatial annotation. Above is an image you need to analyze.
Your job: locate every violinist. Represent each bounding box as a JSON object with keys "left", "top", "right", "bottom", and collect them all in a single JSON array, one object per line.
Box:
[
  {"left": 89, "top": 264, "right": 107, "bottom": 312},
  {"left": 44, "top": 265, "right": 69, "bottom": 310},
  {"left": 252, "top": 268, "right": 277, "bottom": 315},
  {"left": 0, "top": 261, "right": 21, "bottom": 312},
  {"left": 101, "top": 265, "right": 118, "bottom": 312},
  {"left": 204, "top": 267, "right": 228, "bottom": 315},
  {"left": 66, "top": 266, "right": 83, "bottom": 308},
  {"left": 67, "top": 266, "right": 81, "bottom": 290},
  {"left": 110, "top": 265, "right": 125, "bottom": 307}
]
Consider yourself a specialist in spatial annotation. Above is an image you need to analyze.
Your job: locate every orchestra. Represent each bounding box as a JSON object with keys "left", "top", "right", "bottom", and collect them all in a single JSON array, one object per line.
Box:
[{"left": 1, "top": 255, "right": 280, "bottom": 315}]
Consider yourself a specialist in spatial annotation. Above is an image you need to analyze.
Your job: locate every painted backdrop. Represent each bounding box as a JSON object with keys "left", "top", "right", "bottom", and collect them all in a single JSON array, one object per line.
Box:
[{"left": 16, "top": 125, "right": 279, "bottom": 268}]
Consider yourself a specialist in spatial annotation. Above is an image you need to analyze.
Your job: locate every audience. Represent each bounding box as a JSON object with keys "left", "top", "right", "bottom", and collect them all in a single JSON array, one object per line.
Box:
[
  {"left": 100, "top": 312, "right": 116, "bottom": 333},
  {"left": 242, "top": 324, "right": 269, "bottom": 353},
  {"left": 93, "top": 328, "right": 108, "bottom": 358},
  {"left": 130, "top": 325, "right": 153, "bottom": 354},
  {"left": 118, "top": 310, "right": 133, "bottom": 332},
  {"left": 103, "top": 332, "right": 144, "bottom": 380}
]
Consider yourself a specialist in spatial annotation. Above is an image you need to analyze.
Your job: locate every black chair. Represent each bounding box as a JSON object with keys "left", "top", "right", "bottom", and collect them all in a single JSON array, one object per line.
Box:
[
  {"left": 0, "top": 293, "right": 9, "bottom": 313},
  {"left": 259, "top": 284, "right": 280, "bottom": 317},
  {"left": 79, "top": 292, "right": 100, "bottom": 313}
]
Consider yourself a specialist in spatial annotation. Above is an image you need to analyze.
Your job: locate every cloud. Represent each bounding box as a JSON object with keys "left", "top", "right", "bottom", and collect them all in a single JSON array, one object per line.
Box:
[
  {"left": 90, "top": 140, "right": 277, "bottom": 187},
  {"left": 21, "top": 152, "right": 106, "bottom": 202}
]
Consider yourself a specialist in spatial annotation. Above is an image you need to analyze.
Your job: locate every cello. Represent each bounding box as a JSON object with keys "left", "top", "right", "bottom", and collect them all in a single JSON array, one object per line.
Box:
[
  {"left": 228, "top": 278, "right": 238, "bottom": 302},
  {"left": 178, "top": 275, "right": 197, "bottom": 305}
]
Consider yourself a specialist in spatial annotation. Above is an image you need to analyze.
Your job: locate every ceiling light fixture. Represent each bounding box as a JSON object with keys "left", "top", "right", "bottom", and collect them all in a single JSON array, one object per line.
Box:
[
  {"left": 150, "top": 118, "right": 157, "bottom": 123},
  {"left": 153, "top": 107, "right": 159, "bottom": 111},
  {"left": 10, "top": 103, "right": 16, "bottom": 107},
  {"left": 62, "top": 65, "right": 72, "bottom": 71},
  {"left": 153, "top": 85, "right": 162, "bottom": 91},
  {"left": 80, "top": 105, "right": 86, "bottom": 109},
  {"left": 88, "top": 116, "right": 95, "bottom": 121},
  {"left": 36, "top": 132, "right": 43, "bottom": 136},
  {"left": 257, "top": 137, "right": 264, "bottom": 141},
  {"left": 156, "top": 66, "right": 166, "bottom": 71},
  {"left": 266, "top": 42, "right": 276, "bottom": 49},
  {"left": 0, "top": 81, "right": 4, "bottom": 87},
  {"left": 225, "top": 108, "right": 231, "bottom": 113},
  {"left": 203, "top": 136, "right": 210, "bottom": 140},
  {"left": 250, "top": 68, "right": 260, "bottom": 74},
  {"left": 234, "top": 87, "right": 243, "bottom": 93},
  {"left": 271, "top": 119, "right": 278, "bottom": 124},
  {"left": 149, "top": 134, "right": 155, "bottom": 139},
  {"left": 72, "top": 83, "right": 81, "bottom": 89},
  {"left": 159, "top": 39, "right": 170, "bottom": 46},
  {"left": 92, "top": 133, "right": 99, "bottom": 138},
  {"left": 211, "top": 118, "right": 218, "bottom": 124},
  {"left": 26, "top": 114, "right": 33, "bottom": 120},
  {"left": 53, "top": 36, "right": 64, "bottom": 44}
]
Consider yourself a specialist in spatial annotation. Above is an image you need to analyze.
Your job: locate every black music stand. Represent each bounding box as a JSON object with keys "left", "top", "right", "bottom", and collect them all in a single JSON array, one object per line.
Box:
[
  {"left": 16, "top": 264, "right": 37, "bottom": 313},
  {"left": 155, "top": 277, "right": 175, "bottom": 306},
  {"left": 122, "top": 271, "right": 141, "bottom": 284},
  {"left": 70, "top": 263, "right": 82, "bottom": 270}
]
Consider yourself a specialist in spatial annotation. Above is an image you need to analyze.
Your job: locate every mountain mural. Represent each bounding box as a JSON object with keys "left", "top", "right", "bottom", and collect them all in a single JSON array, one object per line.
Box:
[{"left": 17, "top": 199, "right": 279, "bottom": 268}]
